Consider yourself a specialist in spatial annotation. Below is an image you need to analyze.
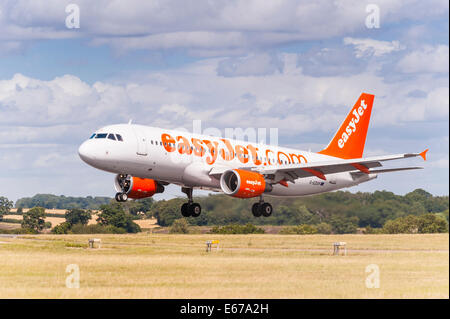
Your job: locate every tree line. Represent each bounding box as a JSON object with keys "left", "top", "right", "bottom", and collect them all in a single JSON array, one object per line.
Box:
[
  {"left": 1, "top": 188, "right": 448, "bottom": 234},
  {"left": 150, "top": 189, "right": 448, "bottom": 230},
  {"left": 15, "top": 194, "right": 112, "bottom": 210}
]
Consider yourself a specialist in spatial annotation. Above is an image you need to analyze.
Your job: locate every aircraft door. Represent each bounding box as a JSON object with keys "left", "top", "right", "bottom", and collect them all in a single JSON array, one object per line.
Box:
[{"left": 133, "top": 126, "right": 148, "bottom": 156}]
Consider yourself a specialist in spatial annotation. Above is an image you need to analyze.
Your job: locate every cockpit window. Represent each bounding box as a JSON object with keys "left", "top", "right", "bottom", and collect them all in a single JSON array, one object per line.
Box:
[{"left": 92, "top": 133, "right": 123, "bottom": 141}]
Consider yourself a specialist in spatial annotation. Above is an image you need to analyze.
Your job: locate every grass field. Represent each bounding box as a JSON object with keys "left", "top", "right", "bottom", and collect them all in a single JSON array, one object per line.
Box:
[{"left": 0, "top": 233, "right": 448, "bottom": 298}]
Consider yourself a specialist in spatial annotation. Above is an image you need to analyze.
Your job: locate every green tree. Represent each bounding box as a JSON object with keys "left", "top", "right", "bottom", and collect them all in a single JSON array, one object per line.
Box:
[
  {"left": 383, "top": 215, "right": 420, "bottom": 234},
  {"left": 316, "top": 222, "right": 333, "bottom": 234},
  {"left": 128, "top": 197, "right": 154, "bottom": 216},
  {"left": 21, "top": 207, "right": 46, "bottom": 233},
  {"left": 417, "top": 214, "right": 448, "bottom": 233},
  {"left": 15, "top": 194, "right": 112, "bottom": 209},
  {"left": 152, "top": 199, "right": 184, "bottom": 226},
  {"left": 381, "top": 214, "right": 449, "bottom": 234},
  {"left": 169, "top": 218, "right": 190, "bottom": 234},
  {"left": 0, "top": 196, "right": 13, "bottom": 221},
  {"left": 52, "top": 222, "right": 72, "bottom": 234},
  {"left": 329, "top": 215, "right": 358, "bottom": 234},
  {"left": 296, "top": 224, "right": 318, "bottom": 234},
  {"left": 97, "top": 203, "right": 141, "bottom": 233},
  {"left": 65, "top": 208, "right": 92, "bottom": 226},
  {"left": 210, "top": 224, "right": 265, "bottom": 234}
]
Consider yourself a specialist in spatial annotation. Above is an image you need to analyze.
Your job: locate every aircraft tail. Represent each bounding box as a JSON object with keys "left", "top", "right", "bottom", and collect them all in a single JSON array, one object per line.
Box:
[{"left": 318, "top": 93, "right": 374, "bottom": 159}]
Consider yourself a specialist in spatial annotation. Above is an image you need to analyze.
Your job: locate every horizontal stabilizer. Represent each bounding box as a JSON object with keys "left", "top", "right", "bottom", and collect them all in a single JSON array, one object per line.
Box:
[
  {"left": 368, "top": 167, "right": 423, "bottom": 173},
  {"left": 351, "top": 166, "right": 423, "bottom": 178}
]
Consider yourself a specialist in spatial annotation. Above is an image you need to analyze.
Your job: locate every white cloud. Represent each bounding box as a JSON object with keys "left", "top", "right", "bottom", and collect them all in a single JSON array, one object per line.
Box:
[
  {"left": 297, "top": 46, "right": 366, "bottom": 76},
  {"left": 0, "top": 0, "right": 448, "bottom": 56},
  {"left": 397, "top": 45, "right": 449, "bottom": 73},
  {"left": 343, "top": 37, "right": 404, "bottom": 58},
  {"left": 0, "top": 52, "right": 447, "bottom": 149},
  {"left": 429, "top": 158, "right": 449, "bottom": 169},
  {"left": 217, "top": 53, "right": 284, "bottom": 77}
]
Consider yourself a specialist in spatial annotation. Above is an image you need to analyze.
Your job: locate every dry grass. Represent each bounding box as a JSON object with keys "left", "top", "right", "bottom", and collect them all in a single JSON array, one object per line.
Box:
[
  {"left": 134, "top": 218, "right": 158, "bottom": 229},
  {"left": 0, "top": 222, "right": 20, "bottom": 230},
  {"left": 0, "top": 233, "right": 448, "bottom": 298}
]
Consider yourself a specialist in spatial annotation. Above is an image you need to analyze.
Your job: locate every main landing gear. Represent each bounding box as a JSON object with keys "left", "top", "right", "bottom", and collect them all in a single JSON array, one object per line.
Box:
[
  {"left": 252, "top": 196, "right": 273, "bottom": 217},
  {"left": 181, "top": 187, "right": 202, "bottom": 218}
]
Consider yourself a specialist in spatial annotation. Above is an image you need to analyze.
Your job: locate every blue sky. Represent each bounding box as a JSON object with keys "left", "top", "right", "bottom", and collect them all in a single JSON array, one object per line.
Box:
[{"left": 0, "top": 0, "right": 448, "bottom": 202}]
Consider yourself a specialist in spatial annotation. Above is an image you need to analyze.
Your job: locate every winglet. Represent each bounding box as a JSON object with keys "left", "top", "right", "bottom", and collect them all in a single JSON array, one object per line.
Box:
[{"left": 419, "top": 149, "right": 428, "bottom": 161}]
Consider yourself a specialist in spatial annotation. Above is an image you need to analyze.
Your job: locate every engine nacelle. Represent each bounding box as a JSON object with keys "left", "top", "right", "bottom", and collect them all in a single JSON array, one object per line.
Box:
[
  {"left": 220, "top": 169, "right": 271, "bottom": 198},
  {"left": 115, "top": 174, "right": 164, "bottom": 199}
]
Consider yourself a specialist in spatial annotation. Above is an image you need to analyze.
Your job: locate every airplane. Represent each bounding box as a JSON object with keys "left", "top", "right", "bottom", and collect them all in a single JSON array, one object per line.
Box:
[{"left": 78, "top": 93, "right": 428, "bottom": 218}]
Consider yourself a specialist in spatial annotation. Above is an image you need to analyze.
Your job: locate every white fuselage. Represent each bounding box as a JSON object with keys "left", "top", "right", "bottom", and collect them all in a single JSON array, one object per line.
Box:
[{"left": 78, "top": 124, "right": 376, "bottom": 197}]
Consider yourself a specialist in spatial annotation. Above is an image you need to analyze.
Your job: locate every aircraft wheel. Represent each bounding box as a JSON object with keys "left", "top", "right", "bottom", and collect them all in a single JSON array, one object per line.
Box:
[
  {"left": 115, "top": 193, "right": 127, "bottom": 202},
  {"left": 252, "top": 203, "right": 262, "bottom": 217},
  {"left": 189, "top": 203, "right": 201, "bottom": 217},
  {"left": 261, "top": 203, "right": 273, "bottom": 217},
  {"left": 181, "top": 203, "right": 190, "bottom": 217}
]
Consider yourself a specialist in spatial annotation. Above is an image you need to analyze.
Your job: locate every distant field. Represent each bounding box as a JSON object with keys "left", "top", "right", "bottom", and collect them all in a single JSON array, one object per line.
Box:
[
  {"left": 3, "top": 210, "right": 157, "bottom": 229},
  {"left": 3, "top": 214, "right": 67, "bottom": 227},
  {"left": 0, "top": 233, "right": 447, "bottom": 298},
  {"left": 10, "top": 208, "right": 67, "bottom": 215}
]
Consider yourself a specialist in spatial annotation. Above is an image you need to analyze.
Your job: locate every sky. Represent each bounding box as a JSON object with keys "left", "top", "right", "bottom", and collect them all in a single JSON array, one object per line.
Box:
[{"left": 0, "top": 0, "right": 448, "bottom": 203}]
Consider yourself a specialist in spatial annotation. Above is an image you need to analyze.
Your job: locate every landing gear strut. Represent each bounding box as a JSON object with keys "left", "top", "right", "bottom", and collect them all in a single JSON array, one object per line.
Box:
[
  {"left": 181, "top": 187, "right": 201, "bottom": 217},
  {"left": 252, "top": 196, "right": 273, "bottom": 217}
]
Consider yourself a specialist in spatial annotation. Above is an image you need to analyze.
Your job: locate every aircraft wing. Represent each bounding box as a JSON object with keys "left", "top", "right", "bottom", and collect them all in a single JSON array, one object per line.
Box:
[{"left": 245, "top": 149, "right": 428, "bottom": 183}]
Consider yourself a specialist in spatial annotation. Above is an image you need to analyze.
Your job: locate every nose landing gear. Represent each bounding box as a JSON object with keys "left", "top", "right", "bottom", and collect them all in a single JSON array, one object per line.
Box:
[
  {"left": 181, "top": 187, "right": 202, "bottom": 217},
  {"left": 115, "top": 174, "right": 131, "bottom": 202},
  {"left": 115, "top": 192, "right": 128, "bottom": 202},
  {"left": 252, "top": 197, "right": 273, "bottom": 217}
]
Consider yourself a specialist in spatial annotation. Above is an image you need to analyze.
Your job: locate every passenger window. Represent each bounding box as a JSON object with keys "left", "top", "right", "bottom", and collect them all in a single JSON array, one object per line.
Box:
[
  {"left": 116, "top": 134, "right": 123, "bottom": 141},
  {"left": 95, "top": 133, "right": 107, "bottom": 139},
  {"left": 89, "top": 133, "right": 96, "bottom": 139},
  {"left": 108, "top": 134, "right": 116, "bottom": 140}
]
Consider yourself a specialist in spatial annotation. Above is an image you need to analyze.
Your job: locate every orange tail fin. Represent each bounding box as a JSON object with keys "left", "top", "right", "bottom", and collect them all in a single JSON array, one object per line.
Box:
[{"left": 318, "top": 93, "right": 374, "bottom": 159}]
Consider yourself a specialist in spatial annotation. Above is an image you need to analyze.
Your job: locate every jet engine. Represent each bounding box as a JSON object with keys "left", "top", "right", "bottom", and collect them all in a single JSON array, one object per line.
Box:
[
  {"left": 114, "top": 174, "right": 165, "bottom": 200},
  {"left": 220, "top": 169, "right": 271, "bottom": 198}
]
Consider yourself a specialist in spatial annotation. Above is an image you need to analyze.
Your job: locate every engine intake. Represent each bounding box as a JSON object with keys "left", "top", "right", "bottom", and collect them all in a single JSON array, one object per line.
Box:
[
  {"left": 115, "top": 174, "right": 164, "bottom": 199},
  {"left": 220, "top": 169, "right": 271, "bottom": 198}
]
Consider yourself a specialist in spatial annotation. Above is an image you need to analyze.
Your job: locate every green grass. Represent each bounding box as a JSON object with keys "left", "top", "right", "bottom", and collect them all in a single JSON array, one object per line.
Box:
[{"left": 0, "top": 233, "right": 448, "bottom": 298}]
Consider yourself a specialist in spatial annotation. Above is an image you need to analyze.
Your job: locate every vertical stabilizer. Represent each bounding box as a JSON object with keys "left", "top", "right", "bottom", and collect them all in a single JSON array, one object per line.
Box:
[{"left": 319, "top": 93, "right": 374, "bottom": 159}]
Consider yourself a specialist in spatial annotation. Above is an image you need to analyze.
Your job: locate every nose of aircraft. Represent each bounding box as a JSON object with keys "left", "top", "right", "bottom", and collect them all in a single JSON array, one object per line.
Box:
[{"left": 78, "top": 140, "right": 97, "bottom": 164}]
